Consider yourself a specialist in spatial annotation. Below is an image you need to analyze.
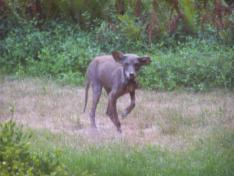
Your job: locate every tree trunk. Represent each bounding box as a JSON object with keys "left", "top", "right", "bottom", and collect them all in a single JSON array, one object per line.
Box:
[
  {"left": 115, "top": 0, "right": 125, "bottom": 15},
  {"left": 135, "top": 0, "right": 142, "bottom": 17},
  {"left": 146, "top": 0, "right": 159, "bottom": 44}
]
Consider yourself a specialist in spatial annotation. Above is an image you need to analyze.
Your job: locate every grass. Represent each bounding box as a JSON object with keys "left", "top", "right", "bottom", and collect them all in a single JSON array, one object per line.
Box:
[
  {"left": 27, "top": 127, "right": 234, "bottom": 176},
  {"left": 1, "top": 77, "right": 233, "bottom": 147},
  {"left": 1, "top": 76, "right": 234, "bottom": 175}
]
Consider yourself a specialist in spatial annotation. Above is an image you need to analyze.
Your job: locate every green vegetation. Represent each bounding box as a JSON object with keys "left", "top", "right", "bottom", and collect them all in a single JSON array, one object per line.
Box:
[
  {"left": 0, "top": 22, "right": 233, "bottom": 90},
  {"left": 0, "top": 0, "right": 234, "bottom": 90},
  {"left": 140, "top": 40, "right": 234, "bottom": 90},
  {"left": 62, "top": 134, "right": 234, "bottom": 176},
  {"left": 0, "top": 1, "right": 233, "bottom": 175},
  {"left": 0, "top": 120, "right": 69, "bottom": 176},
  {"left": 1, "top": 120, "right": 233, "bottom": 176},
  {"left": 0, "top": 23, "right": 100, "bottom": 85}
]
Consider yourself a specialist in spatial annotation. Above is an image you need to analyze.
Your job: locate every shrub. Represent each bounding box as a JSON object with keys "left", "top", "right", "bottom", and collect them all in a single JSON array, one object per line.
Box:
[
  {"left": 95, "top": 21, "right": 123, "bottom": 52},
  {"left": 0, "top": 120, "right": 69, "bottom": 176},
  {"left": 0, "top": 22, "right": 100, "bottom": 81},
  {"left": 1, "top": 22, "right": 233, "bottom": 90},
  {"left": 95, "top": 17, "right": 148, "bottom": 53},
  {"left": 139, "top": 39, "right": 234, "bottom": 91}
]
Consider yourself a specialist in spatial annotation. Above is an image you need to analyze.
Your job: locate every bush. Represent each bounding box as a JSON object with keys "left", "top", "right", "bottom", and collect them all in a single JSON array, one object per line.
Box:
[
  {"left": 0, "top": 22, "right": 100, "bottom": 82},
  {"left": 139, "top": 39, "right": 234, "bottom": 91},
  {"left": 0, "top": 120, "right": 69, "bottom": 176},
  {"left": 95, "top": 20, "right": 147, "bottom": 53},
  {"left": 0, "top": 22, "right": 233, "bottom": 90}
]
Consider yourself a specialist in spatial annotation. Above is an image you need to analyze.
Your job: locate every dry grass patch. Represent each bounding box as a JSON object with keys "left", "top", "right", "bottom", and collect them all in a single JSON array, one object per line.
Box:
[{"left": 0, "top": 77, "right": 233, "bottom": 150}]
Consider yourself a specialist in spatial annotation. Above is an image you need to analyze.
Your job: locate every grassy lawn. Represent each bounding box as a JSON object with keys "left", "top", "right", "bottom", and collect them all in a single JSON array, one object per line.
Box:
[{"left": 0, "top": 76, "right": 233, "bottom": 175}]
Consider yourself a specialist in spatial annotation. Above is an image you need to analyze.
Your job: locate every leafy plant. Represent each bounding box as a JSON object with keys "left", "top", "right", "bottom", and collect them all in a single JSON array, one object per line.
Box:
[
  {"left": 0, "top": 22, "right": 100, "bottom": 84},
  {"left": 0, "top": 120, "right": 69, "bottom": 176},
  {"left": 139, "top": 39, "right": 234, "bottom": 91},
  {"left": 0, "top": 20, "right": 233, "bottom": 90}
]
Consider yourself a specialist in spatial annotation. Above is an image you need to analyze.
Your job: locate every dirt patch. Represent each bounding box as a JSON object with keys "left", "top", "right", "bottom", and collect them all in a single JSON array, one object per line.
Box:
[{"left": 1, "top": 77, "right": 234, "bottom": 150}]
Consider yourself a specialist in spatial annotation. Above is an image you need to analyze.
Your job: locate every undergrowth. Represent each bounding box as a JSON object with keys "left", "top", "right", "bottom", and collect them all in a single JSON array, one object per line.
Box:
[
  {"left": 0, "top": 22, "right": 233, "bottom": 91},
  {"left": 140, "top": 39, "right": 234, "bottom": 91},
  {"left": 0, "top": 120, "right": 68, "bottom": 176}
]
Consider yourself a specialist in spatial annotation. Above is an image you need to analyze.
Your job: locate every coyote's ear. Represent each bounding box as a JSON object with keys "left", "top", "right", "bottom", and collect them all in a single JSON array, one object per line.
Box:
[
  {"left": 138, "top": 56, "right": 151, "bottom": 65},
  {"left": 112, "top": 51, "right": 124, "bottom": 63}
]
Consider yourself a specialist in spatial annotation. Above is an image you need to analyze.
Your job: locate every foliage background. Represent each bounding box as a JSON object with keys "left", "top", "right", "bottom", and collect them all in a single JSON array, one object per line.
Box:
[
  {"left": 0, "top": 0, "right": 234, "bottom": 90},
  {"left": 0, "top": 1, "right": 234, "bottom": 175}
]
